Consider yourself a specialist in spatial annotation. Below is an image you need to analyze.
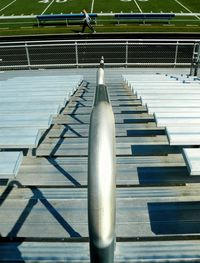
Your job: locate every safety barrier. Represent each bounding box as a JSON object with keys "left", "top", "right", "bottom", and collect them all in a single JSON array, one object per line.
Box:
[{"left": 88, "top": 57, "right": 116, "bottom": 262}]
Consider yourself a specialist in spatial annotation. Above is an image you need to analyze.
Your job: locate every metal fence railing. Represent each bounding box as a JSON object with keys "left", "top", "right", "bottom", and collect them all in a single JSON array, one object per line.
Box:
[
  {"left": 88, "top": 57, "right": 116, "bottom": 263},
  {"left": 0, "top": 39, "right": 199, "bottom": 71}
]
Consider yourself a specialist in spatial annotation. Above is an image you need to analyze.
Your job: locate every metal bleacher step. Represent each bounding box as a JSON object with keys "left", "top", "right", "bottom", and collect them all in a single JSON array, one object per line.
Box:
[
  {"left": 66, "top": 105, "right": 147, "bottom": 115},
  {"left": 51, "top": 113, "right": 154, "bottom": 125},
  {"left": 1, "top": 186, "right": 200, "bottom": 239},
  {"left": 16, "top": 154, "right": 196, "bottom": 187},
  {"left": 2, "top": 240, "right": 200, "bottom": 262},
  {"left": 46, "top": 123, "right": 164, "bottom": 138},
  {"left": 36, "top": 136, "right": 168, "bottom": 157}
]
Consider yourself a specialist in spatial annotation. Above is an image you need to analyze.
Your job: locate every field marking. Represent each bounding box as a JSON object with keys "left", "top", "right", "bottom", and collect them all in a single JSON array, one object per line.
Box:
[
  {"left": 0, "top": 0, "right": 16, "bottom": 12},
  {"left": 90, "top": 0, "right": 94, "bottom": 13},
  {"left": 134, "top": 0, "right": 143, "bottom": 13},
  {"left": 20, "top": 26, "right": 33, "bottom": 29},
  {"left": 41, "top": 0, "right": 55, "bottom": 15},
  {"left": 173, "top": 0, "right": 200, "bottom": 20}
]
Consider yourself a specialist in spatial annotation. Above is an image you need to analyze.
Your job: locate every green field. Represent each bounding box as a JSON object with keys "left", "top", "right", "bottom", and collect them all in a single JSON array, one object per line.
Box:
[
  {"left": 0, "top": 0, "right": 199, "bottom": 36},
  {"left": 0, "top": 0, "right": 200, "bottom": 15}
]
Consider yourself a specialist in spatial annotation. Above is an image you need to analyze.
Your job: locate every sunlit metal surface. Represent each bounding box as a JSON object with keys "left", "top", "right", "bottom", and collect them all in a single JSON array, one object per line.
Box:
[{"left": 88, "top": 58, "right": 116, "bottom": 262}]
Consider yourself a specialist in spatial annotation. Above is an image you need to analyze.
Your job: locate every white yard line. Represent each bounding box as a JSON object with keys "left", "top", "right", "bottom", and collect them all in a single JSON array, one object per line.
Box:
[
  {"left": 41, "top": 0, "right": 55, "bottom": 15},
  {"left": 134, "top": 0, "right": 143, "bottom": 13},
  {"left": 173, "top": 0, "right": 200, "bottom": 20},
  {"left": 0, "top": 0, "right": 16, "bottom": 12},
  {"left": 90, "top": 0, "right": 95, "bottom": 13}
]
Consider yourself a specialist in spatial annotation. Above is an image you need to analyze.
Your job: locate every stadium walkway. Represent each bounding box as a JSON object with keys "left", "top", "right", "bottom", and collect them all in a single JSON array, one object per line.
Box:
[{"left": 1, "top": 67, "right": 200, "bottom": 262}]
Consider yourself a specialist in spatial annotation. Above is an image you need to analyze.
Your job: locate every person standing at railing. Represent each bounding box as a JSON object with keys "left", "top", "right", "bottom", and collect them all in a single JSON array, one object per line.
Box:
[{"left": 81, "top": 9, "right": 96, "bottom": 34}]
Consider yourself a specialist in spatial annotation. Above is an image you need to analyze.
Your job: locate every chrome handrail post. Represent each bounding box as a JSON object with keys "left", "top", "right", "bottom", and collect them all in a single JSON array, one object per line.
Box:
[{"left": 88, "top": 57, "right": 116, "bottom": 263}]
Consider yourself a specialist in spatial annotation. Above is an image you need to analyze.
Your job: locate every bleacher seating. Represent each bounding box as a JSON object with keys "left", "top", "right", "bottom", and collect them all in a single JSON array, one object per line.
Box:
[
  {"left": 2, "top": 68, "right": 200, "bottom": 262},
  {"left": 123, "top": 73, "right": 200, "bottom": 175},
  {"left": 0, "top": 74, "right": 83, "bottom": 150}
]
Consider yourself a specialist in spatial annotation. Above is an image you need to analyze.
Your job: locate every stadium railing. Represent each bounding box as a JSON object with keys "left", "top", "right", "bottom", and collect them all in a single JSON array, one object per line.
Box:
[
  {"left": 36, "top": 14, "right": 97, "bottom": 26},
  {"left": 0, "top": 39, "right": 198, "bottom": 70},
  {"left": 88, "top": 56, "right": 116, "bottom": 262},
  {"left": 115, "top": 13, "right": 175, "bottom": 25}
]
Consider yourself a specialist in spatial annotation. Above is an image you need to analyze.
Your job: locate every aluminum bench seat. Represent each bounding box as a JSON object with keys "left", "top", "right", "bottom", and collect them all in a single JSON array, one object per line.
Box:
[
  {"left": 131, "top": 83, "right": 200, "bottom": 88},
  {"left": 140, "top": 96, "right": 200, "bottom": 105},
  {"left": 0, "top": 95, "right": 68, "bottom": 101},
  {"left": 0, "top": 97, "right": 68, "bottom": 107},
  {"left": 0, "top": 102, "right": 66, "bottom": 112},
  {"left": 0, "top": 114, "right": 53, "bottom": 128},
  {"left": 182, "top": 148, "right": 200, "bottom": 176},
  {"left": 0, "top": 90, "right": 75, "bottom": 98},
  {"left": 123, "top": 73, "right": 169, "bottom": 79},
  {"left": 123, "top": 74, "right": 199, "bottom": 82},
  {"left": 1, "top": 75, "right": 83, "bottom": 82},
  {"left": 166, "top": 127, "right": 200, "bottom": 146},
  {"left": 128, "top": 80, "right": 182, "bottom": 86},
  {"left": 0, "top": 151, "right": 23, "bottom": 178},
  {"left": 135, "top": 90, "right": 200, "bottom": 96},
  {"left": 0, "top": 104, "right": 62, "bottom": 115},
  {"left": 130, "top": 85, "right": 200, "bottom": 94},
  {"left": 140, "top": 95, "right": 200, "bottom": 101},
  {"left": 0, "top": 82, "right": 78, "bottom": 92},
  {"left": 148, "top": 106, "right": 200, "bottom": 114},
  {"left": 155, "top": 112, "right": 200, "bottom": 118},
  {"left": 142, "top": 100, "right": 200, "bottom": 107},
  {"left": 0, "top": 128, "right": 43, "bottom": 148},
  {"left": 155, "top": 117, "right": 200, "bottom": 127}
]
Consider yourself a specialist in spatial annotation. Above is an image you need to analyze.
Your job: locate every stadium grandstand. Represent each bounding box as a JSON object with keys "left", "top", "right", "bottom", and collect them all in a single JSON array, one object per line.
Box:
[{"left": 0, "top": 0, "right": 200, "bottom": 262}]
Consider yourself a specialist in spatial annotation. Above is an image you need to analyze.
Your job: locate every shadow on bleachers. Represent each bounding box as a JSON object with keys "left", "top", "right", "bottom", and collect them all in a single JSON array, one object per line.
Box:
[{"left": 148, "top": 201, "right": 200, "bottom": 235}]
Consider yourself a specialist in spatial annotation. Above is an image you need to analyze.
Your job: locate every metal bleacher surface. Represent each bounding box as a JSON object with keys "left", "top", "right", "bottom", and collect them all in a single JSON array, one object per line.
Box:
[{"left": 2, "top": 66, "right": 200, "bottom": 262}]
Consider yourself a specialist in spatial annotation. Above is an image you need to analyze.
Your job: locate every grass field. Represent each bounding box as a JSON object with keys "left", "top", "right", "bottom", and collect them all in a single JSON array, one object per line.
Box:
[
  {"left": 0, "top": 0, "right": 200, "bottom": 15},
  {"left": 0, "top": 0, "right": 199, "bottom": 36}
]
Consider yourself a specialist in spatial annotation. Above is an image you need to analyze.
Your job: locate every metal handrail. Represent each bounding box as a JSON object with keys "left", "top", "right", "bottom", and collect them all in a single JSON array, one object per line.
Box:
[{"left": 88, "top": 57, "right": 116, "bottom": 263}]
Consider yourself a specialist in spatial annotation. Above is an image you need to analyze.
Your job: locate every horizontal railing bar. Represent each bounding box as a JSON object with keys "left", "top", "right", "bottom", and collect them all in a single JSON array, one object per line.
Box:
[
  {"left": 0, "top": 39, "right": 199, "bottom": 45},
  {"left": 0, "top": 42, "right": 195, "bottom": 48},
  {"left": 0, "top": 63, "right": 191, "bottom": 70}
]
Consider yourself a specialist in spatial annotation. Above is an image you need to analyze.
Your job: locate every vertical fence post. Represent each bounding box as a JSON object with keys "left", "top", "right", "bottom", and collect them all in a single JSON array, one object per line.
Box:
[
  {"left": 75, "top": 41, "right": 79, "bottom": 68},
  {"left": 174, "top": 41, "right": 179, "bottom": 68},
  {"left": 190, "top": 42, "right": 200, "bottom": 76},
  {"left": 125, "top": 41, "right": 128, "bottom": 67},
  {"left": 194, "top": 42, "right": 200, "bottom": 77},
  {"left": 25, "top": 43, "right": 31, "bottom": 70}
]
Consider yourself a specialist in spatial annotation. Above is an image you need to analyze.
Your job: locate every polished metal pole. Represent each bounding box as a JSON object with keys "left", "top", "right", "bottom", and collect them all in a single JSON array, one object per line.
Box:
[{"left": 88, "top": 57, "right": 116, "bottom": 263}]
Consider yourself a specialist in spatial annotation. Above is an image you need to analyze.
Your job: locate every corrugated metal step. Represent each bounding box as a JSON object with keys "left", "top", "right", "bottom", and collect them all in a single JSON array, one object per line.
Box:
[
  {"left": 16, "top": 155, "right": 193, "bottom": 186},
  {"left": 69, "top": 100, "right": 142, "bottom": 107},
  {"left": 66, "top": 105, "right": 147, "bottom": 115},
  {"left": 52, "top": 113, "right": 154, "bottom": 125},
  {"left": 47, "top": 123, "right": 164, "bottom": 138},
  {"left": 36, "top": 136, "right": 168, "bottom": 156},
  {"left": 1, "top": 187, "right": 200, "bottom": 238},
  {"left": 2, "top": 240, "right": 200, "bottom": 262}
]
